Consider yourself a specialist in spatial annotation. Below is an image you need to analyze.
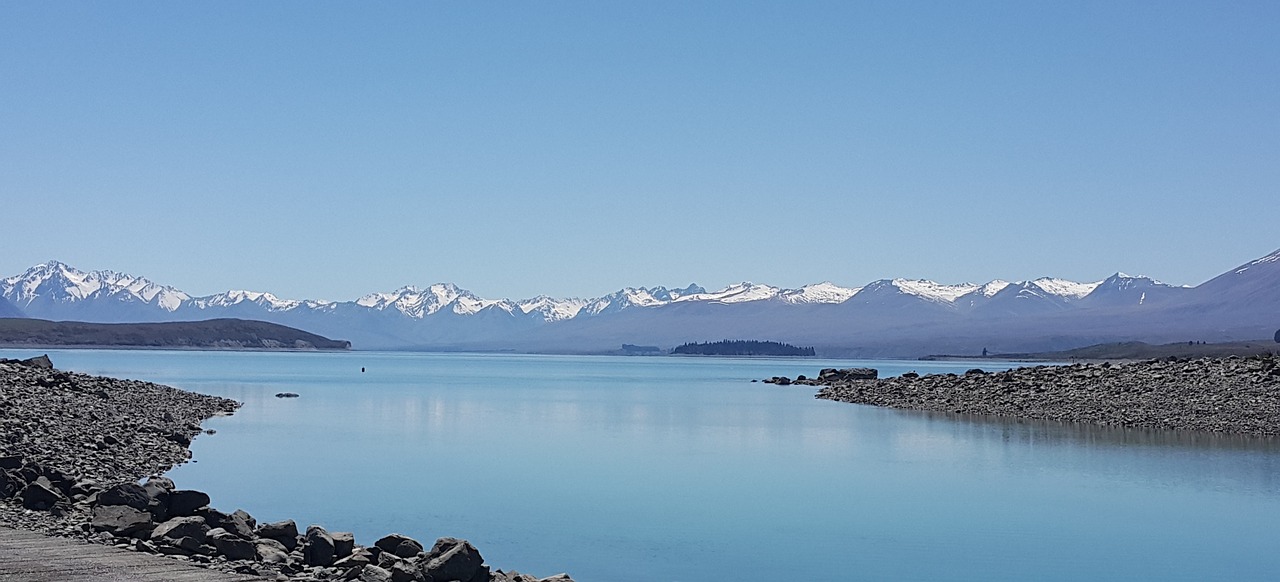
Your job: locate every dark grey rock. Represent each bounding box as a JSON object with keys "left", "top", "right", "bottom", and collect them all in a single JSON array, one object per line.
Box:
[
  {"left": 420, "top": 537, "right": 487, "bottom": 582},
  {"left": 97, "top": 482, "right": 151, "bottom": 510},
  {"left": 209, "top": 527, "right": 257, "bottom": 561},
  {"left": 305, "top": 524, "right": 337, "bottom": 566},
  {"left": 254, "top": 538, "right": 290, "bottom": 563},
  {"left": 360, "top": 565, "right": 393, "bottom": 582},
  {"left": 21, "top": 354, "right": 53, "bottom": 369},
  {"left": 90, "top": 504, "right": 154, "bottom": 537},
  {"left": 332, "top": 530, "right": 355, "bottom": 559},
  {"left": 376, "top": 533, "right": 423, "bottom": 559},
  {"left": 257, "top": 519, "right": 300, "bottom": 551},
  {"left": 199, "top": 508, "right": 255, "bottom": 539},
  {"left": 167, "top": 489, "right": 211, "bottom": 516},
  {"left": 232, "top": 508, "right": 257, "bottom": 530},
  {"left": 20, "top": 476, "right": 64, "bottom": 510},
  {"left": 151, "top": 515, "right": 210, "bottom": 543}
]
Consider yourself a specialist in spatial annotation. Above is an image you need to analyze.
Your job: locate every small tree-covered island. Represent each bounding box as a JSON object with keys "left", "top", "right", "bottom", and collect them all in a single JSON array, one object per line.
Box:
[{"left": 671, "top": 340, "right": 816, "bottom": 356}]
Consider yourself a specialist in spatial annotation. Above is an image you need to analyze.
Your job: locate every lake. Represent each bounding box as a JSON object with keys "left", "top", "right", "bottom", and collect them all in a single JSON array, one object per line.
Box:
[{"left": 12, "top": 349, "right": 1280, "bottom": 581}]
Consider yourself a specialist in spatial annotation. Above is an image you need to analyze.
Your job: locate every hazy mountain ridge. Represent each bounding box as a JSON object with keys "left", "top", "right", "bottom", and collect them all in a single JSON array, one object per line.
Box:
[
  {"left": 0, "top": 317, "right": 350, "bottom": 350},
  {"left": 2, "top": 249, "right": 1277, "bottom": 354}
]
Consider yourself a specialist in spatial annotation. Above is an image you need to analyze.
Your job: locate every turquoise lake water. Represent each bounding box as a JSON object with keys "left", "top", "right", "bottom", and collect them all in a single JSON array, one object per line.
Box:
[{"left": 11, "top": 349, "right": 1280, "bottom": 581}]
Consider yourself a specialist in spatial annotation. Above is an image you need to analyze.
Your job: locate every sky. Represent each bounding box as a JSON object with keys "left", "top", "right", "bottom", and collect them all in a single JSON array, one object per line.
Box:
[{"left": 2, "top": 2, "right": 1278, "bottom": 301}]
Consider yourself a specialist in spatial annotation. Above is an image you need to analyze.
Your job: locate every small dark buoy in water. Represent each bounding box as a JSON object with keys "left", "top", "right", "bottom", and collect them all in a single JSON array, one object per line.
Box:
[{"left": 361, "top": 367, "right": 365, "bottom": 373}]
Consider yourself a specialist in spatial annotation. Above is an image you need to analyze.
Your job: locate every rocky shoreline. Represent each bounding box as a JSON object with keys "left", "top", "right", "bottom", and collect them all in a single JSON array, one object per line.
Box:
[
  {"left": 791, "top": 355, "right": 1280, "bottom": 436},
  {"left": 0, "top": 355, "right": 573, "bottom": 582}
]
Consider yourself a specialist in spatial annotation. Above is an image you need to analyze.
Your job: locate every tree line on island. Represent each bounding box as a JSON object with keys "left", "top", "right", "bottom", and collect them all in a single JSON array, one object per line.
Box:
[{"left": 671, "top": 340, "right": 816, "bottom": 356}]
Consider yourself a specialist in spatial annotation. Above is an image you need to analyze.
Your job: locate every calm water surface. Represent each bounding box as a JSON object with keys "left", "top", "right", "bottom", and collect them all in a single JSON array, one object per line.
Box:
[{"left": 14, "top": 349, "right": 1280, "bottom": 581}]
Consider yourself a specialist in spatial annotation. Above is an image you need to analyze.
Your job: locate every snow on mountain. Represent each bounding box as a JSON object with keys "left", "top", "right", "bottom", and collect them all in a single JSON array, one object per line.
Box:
[
  {"left": 779, "top": 282, "right": 861, "bottom": 304},
  {"left": 976, "top": 280, "right": 1011, "bottom": 297},
  {"left": 1030, "top": 277, "right": 1101, "bottom": 299},
  {"left": 673, "top": 282, "right": 781, "bottom": 304},
  {"left": 1, "top": 261, "right": 190, "bottom": 312},
  {"left": 519, "top": 296, "right": 589, "bottom": 322},
  {"left": 1232, "top": 248, "right": 1280, "bottom": 274},
  {"left": 188, "top": 290, "right": 324, "bottom": 312},
  {"left": 889, "top": 279, "right": 981, "bottom": 304},
  {"left": 581, "top": 287, "right": 681, "bottom": 316}
]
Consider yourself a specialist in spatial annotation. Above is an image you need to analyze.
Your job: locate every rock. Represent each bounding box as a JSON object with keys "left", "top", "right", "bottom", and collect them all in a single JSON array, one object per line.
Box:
[
  {"left": 305, "top": 525, "right": 337, "bottom": 566},
  {"left": 257, "top": 519, "right": 300, "bottom": 551},
  {"left": 232, "top": 508, "right": 257, "bottom": 530},
  {"left": 388, "top": 560, "right": 421, "bottom": 582},
  {"left": 209, "top": 527, "right": 258, "bottom": 561},
  {"left": 255, "top": 538, "right": 290, "bottom": 563},
  {"left": 818, "top": 367, "right": 878, "bottom": 382},
  {"left": 97, "top": 482, "right": 151, "bottom": 510},
  {"left": 0, "top": 471, "right": 20, "bottom": 499},
  {"left": 199, "top": 508, "right": 256, "bottom": 539},
  {"left": 167, "top": 489, "right": 211, "bottom": 516},
  {"left": 359, "top": 565, "right": 393, "bottom": 582},
  {"left": 0, "top": 455, "right": 22, "bottom": 470},
  {"left": 91, "top": 504, "right": 155, "bottom": 537},
  {"left": 20, "top": 476, "right": 65, "bottom": 510},
  {"left": 334, "top": 547, "right": 374, "bottom": 570},
  {"left": 332, "top": 531, "right": 355, "bottom": 558},
  {"left": 143, "top": 475, "right": 176, "bottom": 494},
  {"left": 151, "top": 515, "right": 210, "bottom": 544},
  {"left": 420, "top": 537, "right": 487, "bottom": 582},
  {"left": 21, "top": 354, "right": 53, "bottom": 369},
  {"left": 376, "top": 533, "right": 424, "bottom": 559}
]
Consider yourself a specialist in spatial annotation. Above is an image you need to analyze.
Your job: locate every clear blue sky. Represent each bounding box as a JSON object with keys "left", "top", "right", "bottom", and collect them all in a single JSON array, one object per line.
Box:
[{"left": 2, "top": 2, "right": 1277, "bottom": 300}]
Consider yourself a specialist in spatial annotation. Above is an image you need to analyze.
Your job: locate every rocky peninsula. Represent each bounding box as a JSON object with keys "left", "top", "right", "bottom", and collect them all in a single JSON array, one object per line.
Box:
[
  {"left": 0, "top": 355, "right": 572, "bottom": 582},
  {"left": 794, "top": 355, "right": 1280, "bottom": 436}
]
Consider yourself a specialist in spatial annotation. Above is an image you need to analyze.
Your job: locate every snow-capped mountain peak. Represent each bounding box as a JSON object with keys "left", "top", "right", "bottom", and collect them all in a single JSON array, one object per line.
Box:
[
  {"left": 1, "top": 260, "right": 190, "bottom": 312},
  {"left": 1029, "top": 277, "right": 1101, "bottom": 299},
  {"left": 976, "top": 280, "right": 1011, "bottom": 297},
  {"left": 890, "top": 279, "right": 981, "bottom": 304},
  {"left": 191, "top": 290, "right": 303, "bottom": 311},
  {"left": 674, "top": 282, "right": 781, "bottom": 304},
  {"left": 779, "top": 282, "right": 861, "bottom": 304},
  {"left": 518, "top": 295, "right": 589, "bottom": 322}
]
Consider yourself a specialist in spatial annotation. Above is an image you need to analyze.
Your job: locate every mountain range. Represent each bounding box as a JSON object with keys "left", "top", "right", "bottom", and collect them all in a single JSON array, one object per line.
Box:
[{"left": 2, "top": 249, "right": 1278, "bottom": 356}]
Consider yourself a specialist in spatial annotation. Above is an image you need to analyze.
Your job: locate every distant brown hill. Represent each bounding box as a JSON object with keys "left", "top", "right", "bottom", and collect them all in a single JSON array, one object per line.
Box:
[{"left": 0, "top": 318, "right": 351, "bottom": 350}]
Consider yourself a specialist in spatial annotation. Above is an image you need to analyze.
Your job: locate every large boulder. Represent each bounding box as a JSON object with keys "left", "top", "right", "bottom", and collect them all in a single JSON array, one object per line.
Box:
[
  {"left": 232, "top": 509, "right": 256, "bottom": 530},
  {"left": 376, "top": 533, "right": 424, "bottom": 559},
  {"left": 97, "top": 483, "right": 151, "bottom": 510},
  {"left": 21, "top": 354, "right": 53, "bottom": 369},
  {"left": 199, "top": 508, "right": 255, "bottom": 539},
  {"left": 91, "top": 505, "right": 154, "bottom": 537},
  {"left": 254, "top": 538, "right": 290, "bottom": 563},
  {"left": 208, "top": 527, "right": 257, "bottom": 561},
  {"left": 420, "top": 537, "right": 487, "bottom": 582},
  {"left": 20, "top": 476, "right": 64, "bottom": 510},
  {"left": 256, "top": 519, "right": 300, "bottom": 551},
  {"left": 166, "top": 490, "right": 210, "bottom": 516},
  {"left": 304, "top": 525, "right": 337, "bottom": 567},
  {"left": 151, "top": 516, "right": 210, "bottom": 544},
  {"left": 331, "top": 531, "right": 355, "bottom": 559}
]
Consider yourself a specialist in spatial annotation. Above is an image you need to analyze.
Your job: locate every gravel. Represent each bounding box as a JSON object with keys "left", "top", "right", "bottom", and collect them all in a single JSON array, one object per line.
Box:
[{"left": 810, "top": 355, "right": 1280, "bottom": 436}]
